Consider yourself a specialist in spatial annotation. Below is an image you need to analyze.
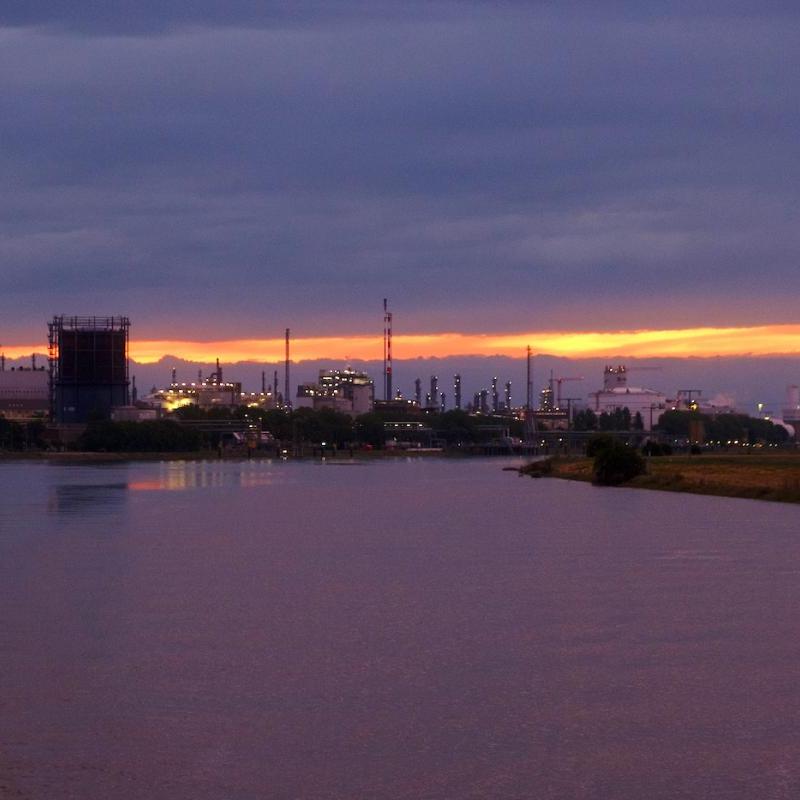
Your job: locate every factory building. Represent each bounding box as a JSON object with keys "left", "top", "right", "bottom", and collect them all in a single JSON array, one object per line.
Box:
[
  {"left": 111, "top": 406, "right": 159, "bottom": 422},
  {"left": 588, "top": 365, "right": 667, "bottom": 431},
  {"left": 782, "top": 385, "right": 800, "bottom": 439},
  {"left": 671, "top": 390, "right": 735, "bottom": 416},
  {"left": 146, "top": 361, "right": 273, "bottom": 413},
  {"left": 0, "top": 365, "right": 49, "bottom": 420},
  {"left": 295, "top": 367, "right": 374, "bottom": 416},
  {"left": 49, "top": 316, "right": 130, "bottom": 423}
]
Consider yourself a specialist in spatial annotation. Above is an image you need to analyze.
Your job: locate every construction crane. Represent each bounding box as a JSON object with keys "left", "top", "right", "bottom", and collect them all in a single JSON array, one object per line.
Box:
[{"left": 550, "top": 375, "right": 584, "bottom": 409}]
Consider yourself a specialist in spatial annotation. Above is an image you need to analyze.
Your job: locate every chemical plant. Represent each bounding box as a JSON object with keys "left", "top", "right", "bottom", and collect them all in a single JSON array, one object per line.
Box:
[{"left": 1, "top": 301, "right": 799, "bottom": 450}]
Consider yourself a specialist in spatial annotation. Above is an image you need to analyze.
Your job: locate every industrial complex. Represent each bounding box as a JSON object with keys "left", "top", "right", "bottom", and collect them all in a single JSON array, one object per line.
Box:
[{"left": 1, "top": 303, "right": 799, "bottom": 448}]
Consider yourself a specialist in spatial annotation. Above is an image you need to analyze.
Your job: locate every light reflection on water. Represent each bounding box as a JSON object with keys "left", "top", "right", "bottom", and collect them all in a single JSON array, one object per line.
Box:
[
  {"left": 41, "top": 460, "right": 281, "bottom": 509},
  {"left": 127, "top": 459, "right": 279, "bottom": 492},
  {"left": 1, "top": 457, "right": 799, "bottom": 800}
]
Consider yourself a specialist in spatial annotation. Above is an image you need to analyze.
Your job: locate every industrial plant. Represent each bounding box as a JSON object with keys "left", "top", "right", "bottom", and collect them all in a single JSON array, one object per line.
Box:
[
  {"left": 1, "top": 301, "right": 799, "bottom": 451},
  {"left": 296, "top": 367, "right": 374, "bottom": 415}
]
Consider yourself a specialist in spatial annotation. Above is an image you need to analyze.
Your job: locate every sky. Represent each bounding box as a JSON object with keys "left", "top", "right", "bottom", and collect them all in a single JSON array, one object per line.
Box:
[{"left": 1, "top": 2, "right": 799, "bottom": 363}]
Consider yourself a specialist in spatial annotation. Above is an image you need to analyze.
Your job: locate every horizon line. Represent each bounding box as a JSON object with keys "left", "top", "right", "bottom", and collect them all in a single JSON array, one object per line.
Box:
[{"left": 3, "top": 323, "right": 800, "bottom": 363}]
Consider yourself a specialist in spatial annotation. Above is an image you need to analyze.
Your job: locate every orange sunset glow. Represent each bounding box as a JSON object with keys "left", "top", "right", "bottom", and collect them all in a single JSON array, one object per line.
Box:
[{"left": 4, "top": 324, "right": 800, "bottom": 363}]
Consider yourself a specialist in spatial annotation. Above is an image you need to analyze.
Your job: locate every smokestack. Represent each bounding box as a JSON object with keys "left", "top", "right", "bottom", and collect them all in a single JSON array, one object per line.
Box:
[
  {"left": 261, "top": 370, "right": 266, "bottom": 393},
  {"left": 216, "top": 357, "right": 222, "bottom": 382},
  {"left": 32, "top": 353, "right": 37, "bottom": 370},
  {"left": 383, "top": 299, "right": 393, "bottom": 401},
  {"left": 132, "top": 375, "right": 138, "bottom": 403},
  {"left": 430, "top": 375, "right": 439, "bottom": 407},
  {"left": 284, "top": 328, "right": 291, "bottom": 409},
  {"left": 172, "top": 366, "right": 177, "bottom": 385}
]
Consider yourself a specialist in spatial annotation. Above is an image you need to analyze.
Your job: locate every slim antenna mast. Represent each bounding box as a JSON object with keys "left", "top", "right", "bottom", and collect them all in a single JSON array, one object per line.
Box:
[
  {"left": 383, "top": 299, "right": 393, "bottom": 401},
  {"left": 526, "top": 345, "right": 532, "bottom": 411},
  {"left": 284, "top": 328, "right": 291, "bottom": 409}
]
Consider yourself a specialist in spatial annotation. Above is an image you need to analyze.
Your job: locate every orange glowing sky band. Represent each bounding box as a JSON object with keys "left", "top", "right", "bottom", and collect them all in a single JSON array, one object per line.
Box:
[{"left": 4, "top": 324, "right": 800, "bottom": 362}]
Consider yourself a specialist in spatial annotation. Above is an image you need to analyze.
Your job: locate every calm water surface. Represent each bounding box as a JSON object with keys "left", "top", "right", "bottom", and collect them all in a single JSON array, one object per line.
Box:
[{"left": 1, "top": 457, "right": 799, "bottom": 799}]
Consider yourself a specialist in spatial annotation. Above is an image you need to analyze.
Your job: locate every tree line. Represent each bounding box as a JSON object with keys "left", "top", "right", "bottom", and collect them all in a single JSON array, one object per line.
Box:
[
  {"left": 71, "top": 406, "right": 525, "bottom": 452},
  {"left": 2, "top": 404, "right": 790, "bottom": 453},
  {"left": 572, "top": 407, "right": 789, "bottom": 444}
]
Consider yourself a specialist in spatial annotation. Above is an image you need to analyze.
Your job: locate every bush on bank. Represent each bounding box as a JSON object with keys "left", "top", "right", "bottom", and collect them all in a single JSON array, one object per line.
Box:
[
  {"left": 586, "top": 433, "right": 617, "bottom": 458},
  {"left": 642, "top": 441, "right": 673, "bottom": 456},
  {"left": 0, "top": 416, "right": 46, "bottom": 450},
  {"left": 592, "top": 439, "right": 646, "bottom": 486}
]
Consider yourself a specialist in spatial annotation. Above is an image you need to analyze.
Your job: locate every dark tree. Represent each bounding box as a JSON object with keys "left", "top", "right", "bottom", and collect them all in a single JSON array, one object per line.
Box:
[{"left": 593, "top": 441, "right": 646, "bottom": 486}]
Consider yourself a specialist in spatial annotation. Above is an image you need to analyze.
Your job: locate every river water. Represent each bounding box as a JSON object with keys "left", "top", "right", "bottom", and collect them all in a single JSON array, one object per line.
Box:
[{"left": 1, "top": 457, "right": 799, "bottom": 799}]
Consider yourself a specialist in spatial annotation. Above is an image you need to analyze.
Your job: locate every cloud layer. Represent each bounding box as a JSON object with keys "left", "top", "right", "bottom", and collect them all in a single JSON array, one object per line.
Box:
[{"left": 2, "top": 2, "right": 799, "bottom": 342}]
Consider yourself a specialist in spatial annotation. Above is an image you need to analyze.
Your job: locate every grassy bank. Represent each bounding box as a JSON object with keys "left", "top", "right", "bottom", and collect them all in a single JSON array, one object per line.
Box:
[{"left": 546, "top": 454, "right": 800, "bottom": 504}]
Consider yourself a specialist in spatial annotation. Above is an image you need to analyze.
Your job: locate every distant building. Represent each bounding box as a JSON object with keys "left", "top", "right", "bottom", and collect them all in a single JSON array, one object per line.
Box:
[
  {"left": 374, "top": 398, "right": 420, "bottom": 415},
  {"left": 147, "top": 361, "right": 274, "bottom": 412},
  {"left": 147, "top": 379, "right": 275, "bottom": 413},
  {"left": 588, "top": 365, "right": 667, "bottom": 431},
  {"left": 782, "top": 385, "right": 800, "bottom": 439},
  {"left": 110, "top": 406, "right": 159, "bottom": 422},
  {"left": 0, "top": 367, "right": 49, "bottom": 420},
  {"left": 671, "top": 391, "right": 735, "bottom": 416},
  {"left": 295, "top": 367, "right": 374, "bottom": 416}
]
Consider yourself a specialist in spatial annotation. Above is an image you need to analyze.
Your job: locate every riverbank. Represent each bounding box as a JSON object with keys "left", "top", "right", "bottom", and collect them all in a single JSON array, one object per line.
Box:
[{"left": 544, "top": 454, "right": 800, "bottom": 504}]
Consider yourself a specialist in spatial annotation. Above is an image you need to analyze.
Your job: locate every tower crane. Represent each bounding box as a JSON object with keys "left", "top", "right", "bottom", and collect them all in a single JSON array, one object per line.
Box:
[{"left": 552, "top": 376, "right": 584, "bottom": 409}]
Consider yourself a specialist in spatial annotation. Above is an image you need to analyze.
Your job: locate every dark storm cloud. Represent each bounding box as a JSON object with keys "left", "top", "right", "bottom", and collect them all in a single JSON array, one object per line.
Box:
[{"left": 1, "top": 2, "right": 799, "bottom": 340}]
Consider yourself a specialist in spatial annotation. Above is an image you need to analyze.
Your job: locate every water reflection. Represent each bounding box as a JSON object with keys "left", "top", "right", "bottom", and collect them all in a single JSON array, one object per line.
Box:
[
  {"left": 45, "top": 462, "right": 278, "bottom": 513},
  {"left": 48, "top": 483, "right": 129, "bottom": 514},
  {"left": 128, "top": 460, "right": 276, "bottom": 492}
]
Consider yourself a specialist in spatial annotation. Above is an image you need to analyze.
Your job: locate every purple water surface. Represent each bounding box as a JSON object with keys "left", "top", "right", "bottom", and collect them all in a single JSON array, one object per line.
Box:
[{"left": 1, "top": 458, "right": 799, "bottom": 799}]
